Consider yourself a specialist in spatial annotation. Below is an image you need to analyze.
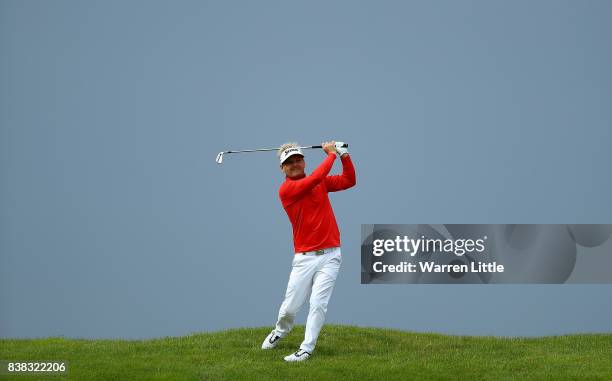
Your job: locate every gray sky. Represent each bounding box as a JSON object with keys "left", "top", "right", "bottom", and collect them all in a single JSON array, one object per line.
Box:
[{"left": 1, "top": 0, "right": 611, "bottom": 339}]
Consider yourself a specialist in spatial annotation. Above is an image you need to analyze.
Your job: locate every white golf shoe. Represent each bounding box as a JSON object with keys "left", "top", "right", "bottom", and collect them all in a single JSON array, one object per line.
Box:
[
  {"left": 284, "top": 349, "right": 311, "bottom": 362},
  {"left": 261, "top": 330, "right": 283, "bottom": 349}
]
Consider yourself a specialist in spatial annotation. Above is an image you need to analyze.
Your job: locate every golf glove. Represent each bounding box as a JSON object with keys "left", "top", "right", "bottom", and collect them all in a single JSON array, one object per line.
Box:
[{"left": 335, "top": 141, "right": 349, "bottom": 156}]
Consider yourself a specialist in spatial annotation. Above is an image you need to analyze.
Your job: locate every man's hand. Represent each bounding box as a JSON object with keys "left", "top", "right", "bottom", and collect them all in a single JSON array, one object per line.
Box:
[
  {"left": 322, "top": 141, "right": 337, "bottom": 155},
  {"left": 335, "top": 141, "right": 349, "bottom": 157}
]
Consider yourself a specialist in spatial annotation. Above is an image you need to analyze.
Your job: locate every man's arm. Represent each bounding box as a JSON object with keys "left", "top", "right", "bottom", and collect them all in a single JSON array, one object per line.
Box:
[
  {"left": 325, "top": 154, "right": 356, "bottom": 192},
  {"left": 280, "top": 152, "right": 336, "bottom": 205}
]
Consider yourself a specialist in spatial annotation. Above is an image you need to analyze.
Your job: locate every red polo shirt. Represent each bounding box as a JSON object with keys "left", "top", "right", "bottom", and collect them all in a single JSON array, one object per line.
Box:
[{"left": 279, "top": 153, "right": 356, "bottom": 253}]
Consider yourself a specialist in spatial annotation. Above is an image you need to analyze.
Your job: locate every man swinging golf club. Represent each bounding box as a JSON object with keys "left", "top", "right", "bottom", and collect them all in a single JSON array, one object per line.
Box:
[{"left": 262, "top": 140, "right": 356, "bottom": 362}]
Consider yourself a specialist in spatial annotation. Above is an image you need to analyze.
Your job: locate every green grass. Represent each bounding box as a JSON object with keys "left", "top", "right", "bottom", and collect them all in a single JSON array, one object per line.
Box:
[{"left": 1, "top": 325, "right": 611, "bottom": 380}]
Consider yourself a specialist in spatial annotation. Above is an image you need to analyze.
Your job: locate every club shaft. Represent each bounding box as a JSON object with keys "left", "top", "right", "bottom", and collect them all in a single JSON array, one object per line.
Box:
[{"left": 225, "top": 143, "right": 347, "bottom": 154}]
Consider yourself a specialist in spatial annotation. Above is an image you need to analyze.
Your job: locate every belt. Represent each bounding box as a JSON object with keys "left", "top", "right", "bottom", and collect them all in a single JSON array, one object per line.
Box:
[{"left": 299, "top": 247, "right": 338, "bottom": 256}]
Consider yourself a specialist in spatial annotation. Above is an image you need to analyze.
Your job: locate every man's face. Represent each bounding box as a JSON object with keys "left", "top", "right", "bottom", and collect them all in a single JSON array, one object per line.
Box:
[{"left": 281, "top": 155, "right": 305, "bottom": 178}]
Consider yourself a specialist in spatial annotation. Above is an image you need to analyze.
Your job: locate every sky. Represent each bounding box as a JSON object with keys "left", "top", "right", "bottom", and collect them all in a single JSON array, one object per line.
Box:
[{"left": 1, "top": 0, "right": 611, "bottom": 339}]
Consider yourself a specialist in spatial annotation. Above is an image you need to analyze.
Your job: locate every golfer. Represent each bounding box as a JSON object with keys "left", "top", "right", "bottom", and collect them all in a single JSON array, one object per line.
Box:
[{"left": 261, "top": 141, "right": 356, "bottom": 362}]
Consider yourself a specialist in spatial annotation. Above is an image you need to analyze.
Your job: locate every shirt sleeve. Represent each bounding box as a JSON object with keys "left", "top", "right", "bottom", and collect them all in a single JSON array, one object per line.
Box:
[
  {"left": 324, "top": 154, "right": 356, "bottom": 192},
  {"left": 280, "top": 153, "right": 336, "bottom": 205}
]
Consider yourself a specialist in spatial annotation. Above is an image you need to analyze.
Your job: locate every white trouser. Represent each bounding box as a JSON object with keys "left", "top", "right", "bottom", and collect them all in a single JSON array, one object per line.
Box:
[{"left": 274, "top": 247, "right": 342, "bottom": 353}]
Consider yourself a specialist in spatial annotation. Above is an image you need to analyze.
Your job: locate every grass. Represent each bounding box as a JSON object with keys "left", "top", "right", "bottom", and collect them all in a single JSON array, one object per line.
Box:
[{"left": 1, "top": 325, "right": 612, "bottom": 380}]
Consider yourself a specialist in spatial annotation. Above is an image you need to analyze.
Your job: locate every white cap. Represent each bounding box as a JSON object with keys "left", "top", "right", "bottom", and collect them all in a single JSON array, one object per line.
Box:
[{"left": 279, "top": 146, "right": 304, "bottom": 164}]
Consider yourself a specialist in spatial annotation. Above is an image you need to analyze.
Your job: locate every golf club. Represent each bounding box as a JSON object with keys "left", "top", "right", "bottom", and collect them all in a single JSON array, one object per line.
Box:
[{"left": 215, "top": 143, "right": 348, "bottom": 164}]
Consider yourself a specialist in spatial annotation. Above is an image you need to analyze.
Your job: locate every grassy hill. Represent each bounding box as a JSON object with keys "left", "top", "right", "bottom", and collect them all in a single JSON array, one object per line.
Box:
[{"left": 1, "top": 324, "right": 611, "bottom": 380}]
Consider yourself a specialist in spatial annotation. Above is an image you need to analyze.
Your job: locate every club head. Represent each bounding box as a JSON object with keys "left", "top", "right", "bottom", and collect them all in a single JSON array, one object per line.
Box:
[{"left": 215, "top": 152, "right": 224, "bottom": 164}]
